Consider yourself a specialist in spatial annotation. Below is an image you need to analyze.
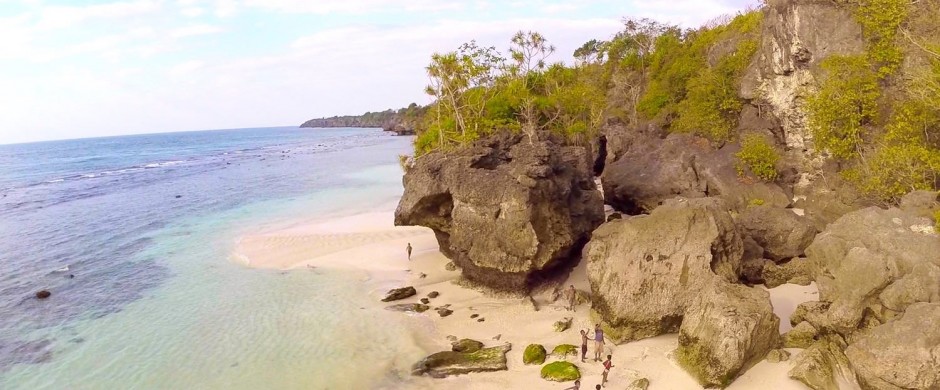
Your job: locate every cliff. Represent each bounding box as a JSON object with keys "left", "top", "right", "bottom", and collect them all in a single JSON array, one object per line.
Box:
[{"left": 300, "top": 104, "right": 426, "bottom": 136}]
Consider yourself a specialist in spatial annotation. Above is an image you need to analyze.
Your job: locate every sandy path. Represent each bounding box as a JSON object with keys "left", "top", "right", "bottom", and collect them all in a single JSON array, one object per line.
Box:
[{"left": 234, "top": 210, "right": 832, "bottom": 390}]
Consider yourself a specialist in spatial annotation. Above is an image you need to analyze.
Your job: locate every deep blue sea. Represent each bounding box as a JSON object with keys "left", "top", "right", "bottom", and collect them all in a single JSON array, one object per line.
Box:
[{"left": 0, "top": 127, "right": 426, "bottom": 389}]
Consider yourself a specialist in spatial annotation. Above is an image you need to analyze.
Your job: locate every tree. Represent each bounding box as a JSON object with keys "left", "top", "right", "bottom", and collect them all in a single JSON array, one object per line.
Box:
[{"left": 506, "top": 31, "right": 555, "bottom": 139}]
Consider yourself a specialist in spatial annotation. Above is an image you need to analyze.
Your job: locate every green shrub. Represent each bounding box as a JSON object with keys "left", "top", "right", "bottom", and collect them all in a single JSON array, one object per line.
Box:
[
  {"left": 735, "top": 134, "right": 780, "bottom": 181},
  {"left": 806, "top": 55, "right": 880, "bottom": 159},
  {"left": 854, "top": 0, "right": 909, "bottom": 77}
]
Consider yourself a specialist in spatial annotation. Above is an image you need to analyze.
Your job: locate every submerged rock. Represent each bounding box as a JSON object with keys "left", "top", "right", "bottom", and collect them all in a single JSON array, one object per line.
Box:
[
  {"left": 586, "top": 197, "right": 743, "bottom": 342},
  {"left": 412, "top": 343, "right": 512, "bottom": 378},
  {"left": 540, "top": 361, "right": 580, "bottom": 381},
  {"left": 381, "top": 286, "right": 416, "bottom": 302},
  {"left": 676, "top": 281, "right": 780, "bottom": 388},
  {"left": 395, "top": 131, "right": 604, "bottom": 292},
  {"left": 451, "top": 339, "right": 484, "bottom": 353},
  {"left": 523, "top": 344, "right": 547, "bottom": 365},
  {"left": 385, "top": 303, "right": 430, "bottom": 313},
  {"left": 437, "top": 308, "right": 453, "bottom": 317},
  {"left": 845, "top": 303, "right": 940, "bottom": 390}
]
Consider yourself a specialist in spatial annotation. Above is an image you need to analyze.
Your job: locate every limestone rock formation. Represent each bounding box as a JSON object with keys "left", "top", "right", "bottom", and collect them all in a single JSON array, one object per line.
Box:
[
  {"left": 451, "top": 339, "right": 484, "bottom": 353},
  {"left": 762, "top": 258, "right": 812, "bottom": 288},
  {"left": 845, "top": 303, "right": 940, "bottom": 390},
  {"left": 676, "top": 281, "right": 780, "bottom": 388},
  {"left": 788, "top": 336, "right": 856, "bottom": 390},
  {"left": 586, "top": 197, "right": 743, "bottom": 342},
  {"left": 381, "top": 286, "right": 416, "bottom": 302},
  {"left": 412, "top": 343, "right": 512, "bottom": 378},
  {"left": 395, "top": 131, "right": 604, "bottom": 291},
  {"left": 766, "top": 349, "right": 791, "bottom": 363},
  {"left": 805, "top": 207, "right": 940, "bottom": 336},
  {"left": 601, "top": 134, "right": 789, "bottom": 214},
  {"left": 738, "top": 205, "right": 816, "bottom": 261},
  {"left": 783, "top": 321, "right": 818, "bottom": 348}
]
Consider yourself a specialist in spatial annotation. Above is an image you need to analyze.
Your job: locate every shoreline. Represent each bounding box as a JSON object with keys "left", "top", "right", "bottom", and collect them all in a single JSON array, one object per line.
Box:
[{"left": 233, "top": 206, "right": 823, "bottom": 389}]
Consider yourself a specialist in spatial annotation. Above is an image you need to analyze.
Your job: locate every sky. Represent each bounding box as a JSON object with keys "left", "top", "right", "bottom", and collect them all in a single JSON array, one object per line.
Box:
[{"left": 0, "top": 0, "right": 759, "bottom": 145}]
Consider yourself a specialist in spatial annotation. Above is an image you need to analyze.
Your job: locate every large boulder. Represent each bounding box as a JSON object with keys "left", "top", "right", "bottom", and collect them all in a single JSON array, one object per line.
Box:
[
  {"left": 601, "top": 133, "right": 789, "bottom": 215},
  {"left": 762, "top": 257, "right": 813, "bottom": 288},
  {"left": 412, "top": 343, "right": 512, "bottom": 378},
  {"left": 845, "top": 303, "right": 940, "bottom": 390},
  {"left": 523, "top": 344, "right": 547, "bottom": 365},
  {"left": 540, "top": 361, "right": 581, "bottom": 382},
  {"left": 805, "top": 207, "right": 940, "bottom": 336},
  {"left": 676, "top": 281, "right": 780, "bottom": 388},
  {"left": 585, "top": 197, "right": 743, "bottom": 342},
  {"left": 738, "top": 206, "right": 817, "bottom": 261},
  {"left": 395, "top": 132, "right": 604, "bottom": 291},
  {"left": 788, "top": 335, "right": 857, "bottom": 390}
]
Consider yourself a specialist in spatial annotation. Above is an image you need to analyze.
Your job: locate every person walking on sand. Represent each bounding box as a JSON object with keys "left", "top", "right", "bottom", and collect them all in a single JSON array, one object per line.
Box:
[
  {"left": 566, "top": 284, "right": 577, "bottom": 311},
  {"left": 563, "top": 379, "right": 581, "bottom": 390},
  {"left": 406, "top": 243, "right": 412, "bottom": 260},
  {"left": 602, "top": 354, "right": 614, "bottom": 387},
  {"left": 579, "top": 329, "right": 590, "bottom": 362},
  {"left": 594, "top": 323, "right": 605, "bottom": 362}
]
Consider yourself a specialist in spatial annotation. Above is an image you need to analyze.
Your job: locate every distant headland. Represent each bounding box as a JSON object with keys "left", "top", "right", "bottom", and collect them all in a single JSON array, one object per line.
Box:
[{"left": 300, "top": 103, "right": 427, "bottom": 136}]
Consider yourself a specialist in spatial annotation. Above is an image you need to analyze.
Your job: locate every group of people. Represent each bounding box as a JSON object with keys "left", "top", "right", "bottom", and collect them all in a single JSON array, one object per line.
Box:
[{"left": 566, "top": 324, "right": 614, "bottom": 389}]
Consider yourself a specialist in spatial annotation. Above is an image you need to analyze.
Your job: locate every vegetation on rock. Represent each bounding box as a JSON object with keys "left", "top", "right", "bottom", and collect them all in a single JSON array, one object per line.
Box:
[
  {"left": 540, "top": 361, "right": 581, "bottom": 381},
  {"left": 523, "top": 343, "right": 547, "bottom": 365},
  {"left": 735, "top": 134, "right": 779, "bottom": 181},
  {"left": 550, "top": 344, "right": 578, "bottom": 359}
]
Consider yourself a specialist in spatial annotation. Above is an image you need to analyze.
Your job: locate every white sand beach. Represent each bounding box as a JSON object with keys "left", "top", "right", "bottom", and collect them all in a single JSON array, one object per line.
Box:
[{"left": 235, "top": 209, "right": 828, "bottom": 390}]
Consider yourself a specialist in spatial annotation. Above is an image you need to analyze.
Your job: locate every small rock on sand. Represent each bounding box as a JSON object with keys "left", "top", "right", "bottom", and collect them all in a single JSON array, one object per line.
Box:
[
  {"left": 35, "top": 290, "right": 51, "bottom": 299},
  {"left": 428, "top": 291, "right": 440, "bottom": 298},
  {"left": 382, "top": 286, "right": 417, "bottom": 302}
]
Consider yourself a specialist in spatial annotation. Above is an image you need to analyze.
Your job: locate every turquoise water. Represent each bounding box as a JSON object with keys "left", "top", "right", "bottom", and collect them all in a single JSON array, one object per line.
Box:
[{"left": 0, "top": 128, "right": 427, "bottom": 389}]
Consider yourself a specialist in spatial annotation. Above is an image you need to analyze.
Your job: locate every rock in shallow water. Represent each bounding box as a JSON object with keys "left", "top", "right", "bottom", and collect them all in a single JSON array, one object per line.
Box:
[
  {"left": 381, "top": 286, "right": 416, "bottom": 302},
  {"left": 412, "top": 343, "right": 512, "bottom": 378},
  {"left": 385, "top": 303, "right": 429, "bottom": 313},
  {"left": 395, "top": 131, "right": 604, "bottom": 292}
]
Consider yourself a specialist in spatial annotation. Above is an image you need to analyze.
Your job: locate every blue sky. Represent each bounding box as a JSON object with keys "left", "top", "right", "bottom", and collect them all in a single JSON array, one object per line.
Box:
[{"left": 0, "top": 0, "right": 758, "bottom": 144}]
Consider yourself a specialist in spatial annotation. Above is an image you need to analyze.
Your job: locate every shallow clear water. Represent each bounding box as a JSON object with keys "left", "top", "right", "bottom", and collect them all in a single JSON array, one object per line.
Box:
[{"left": 0, "top": 127, "right": 426, "bottom": 389}]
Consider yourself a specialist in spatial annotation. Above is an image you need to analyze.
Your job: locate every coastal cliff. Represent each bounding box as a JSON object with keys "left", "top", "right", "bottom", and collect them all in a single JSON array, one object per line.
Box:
[
  {"left": 394, "top": 0, "right": 940, "bottom": 388},
  {"left": 300, "top": 103, "right": 426, "bottom": 136}
]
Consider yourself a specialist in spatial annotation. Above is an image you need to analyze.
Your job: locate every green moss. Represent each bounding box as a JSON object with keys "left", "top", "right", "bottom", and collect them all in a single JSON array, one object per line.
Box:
[
  {"left": 523, "top": 344, "right": 547, "bottom": 365},
  {"left": 676, "top": 333, "right": 734, "bottom": 388},
  {"left": 540, "top": 361, "right": 581, "bottom": 381},
  {"left": 735, "top": 134, "right": 780, "bottom": 181},
  {"left": 748, "top": 198, "right": 765, "bottom": 207},
  {"left": 550, "top": 344, "right": 578, "bottom": 359}
]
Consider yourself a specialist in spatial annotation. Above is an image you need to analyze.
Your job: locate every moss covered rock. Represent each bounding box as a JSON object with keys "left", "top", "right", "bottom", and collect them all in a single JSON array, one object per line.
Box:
[
  {"left": 523, "top": 344, "right": 547, "bottom": 365},
  {"left": 783, "top": 321, "right": 817, "bottom": 348},
  {"left": 412, "top": 343, "right": 512, "bottom": 378},
  {"left": 553, "top": 317, "right": 573, "bottom": 332},
  {"left": 451, "top": 339, "right": 484, "bottom": 353},
  {"left": 550, "top": 344, "right": 578, "bottom": 359},
  {"left": 540, "top": 361, "right": 580, "bottom": 381},
  {"left": 627, "top": 378, "right": 650, "bottom": 390}
]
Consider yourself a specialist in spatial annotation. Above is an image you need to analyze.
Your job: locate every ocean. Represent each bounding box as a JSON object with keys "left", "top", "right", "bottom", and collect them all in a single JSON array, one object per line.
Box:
[{"left": 0, "top": 127, "right": 426, "bottom": 389}]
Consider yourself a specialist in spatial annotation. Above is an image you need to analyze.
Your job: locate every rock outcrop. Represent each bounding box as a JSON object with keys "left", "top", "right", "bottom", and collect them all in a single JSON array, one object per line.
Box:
[
  {"left": 788, "top": 335, "right": 856, "bottom": 390},
  {"left": 845, "top": 303, "right": 940, "bottom": 390},
  {"left": 381, "top": 286, "right": 416, "bottom": 302},
  {"left": 396, "top": 131, "right": 605, "bottom": 291},
  {"left": 762, "top": 257, "right": 813, "bottom": 288},
  {"left": 737, "top": 205, "right": 817, "bottom": 261},
  {"left": 412, "top": 343, "right": 512, "bottom": 378},
  {"left": 676, "top": 281, "right": 780, "bottom": 388},
  {"left": 585, "top": 197, "right": 743, "bottom": 342},
  {"left": 804, "top": 206, "right": 939, "bottom": 337},
  {"left": 451, "top": 339, "right": 484, "bottom": 353},
  {"left": 601, "top": 134, "right": 789, "bottom": 214}
]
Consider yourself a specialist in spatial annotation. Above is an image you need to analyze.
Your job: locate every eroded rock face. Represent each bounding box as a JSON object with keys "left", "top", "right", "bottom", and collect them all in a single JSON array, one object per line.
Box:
[
  {"left": 412, "top": 343, "right": 512, "bottom": 378},
  {"left": 395, "top": 132, "right": 604, "bottom": 291},
  {"left": 805, "top": 207, "right": 940, "bottom": 336},
  {"left": 676, "top": 281, "right": 780, "bottom": 388},
  {"left": 585, "top": 197, "right": 743, "bottom": 342},
  {"left": 788, "top": 335, "right": 856, "bottom": 390},
  {"left": 738, "top": 206, "right": 817, "bottom": 261},
  {"left": 845, "top": 303, "right": 940, "bottom": 390},
  {"left": 763, "top": 258, "right": 813, "bottom": 288},
  {"left": 601, "top": 134, "right": 789, "bottom": 215}
]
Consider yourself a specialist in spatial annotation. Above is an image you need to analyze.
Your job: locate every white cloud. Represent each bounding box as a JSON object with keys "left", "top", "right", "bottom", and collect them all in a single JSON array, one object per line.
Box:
[
  {"left": 181, "top": 7, "right": 205, "bottom": 17},
  {"left": 34, "top": 0, "right": 161, "bottom": 30},
  {"left": 241, "top": 0, "right": 467, "bottom": 14},
  {"left": 169, "top": 24, "right": 223, "bottom": 38}
]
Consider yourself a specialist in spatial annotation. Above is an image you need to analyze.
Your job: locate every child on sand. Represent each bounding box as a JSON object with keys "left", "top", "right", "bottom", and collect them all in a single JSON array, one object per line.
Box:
[
  {"left": 580, "top": 329, "right": 590, "bottom": 362},
  {"left": 406, "top": 243, "right": 412, "bottom": 260},
  {"left": 563, "top": 379, "right": 581, "bottom": 390},
  {"left": 602, "top": 355, "right": 614, "bottom": 387}
]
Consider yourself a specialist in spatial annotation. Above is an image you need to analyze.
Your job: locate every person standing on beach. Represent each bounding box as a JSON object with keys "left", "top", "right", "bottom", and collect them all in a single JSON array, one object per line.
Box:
[
  {"left": 579, "top": 329, "right": 590, "bottom": 362},
  {"left": 602, "top": 354, "right": 614, "bottom": 387},
  {"left": 566, "top": 284, "right": 577, "bottom": 311},
  {"left": 594, "top": 323, "right": 605, "bottom": 362},
  {"left": 406, "top": 243, "right": 412, "bottom": 260}
]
